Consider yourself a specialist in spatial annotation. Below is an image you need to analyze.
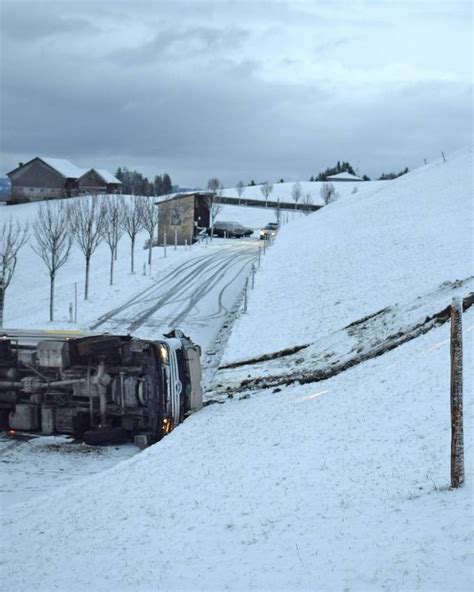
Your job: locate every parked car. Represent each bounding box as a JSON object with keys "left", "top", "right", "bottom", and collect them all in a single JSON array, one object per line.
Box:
[
  {"left": 259, "top": 222, "right": 279, "bottom": 240},
  {"left": 209, "top": 221, "right": 253, "bottom": 238}
]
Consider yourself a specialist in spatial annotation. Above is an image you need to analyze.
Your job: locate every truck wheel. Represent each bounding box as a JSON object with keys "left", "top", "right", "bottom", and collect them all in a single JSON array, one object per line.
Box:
[{"left": 83, "top": 427, "right": 130, "bottom": 446}]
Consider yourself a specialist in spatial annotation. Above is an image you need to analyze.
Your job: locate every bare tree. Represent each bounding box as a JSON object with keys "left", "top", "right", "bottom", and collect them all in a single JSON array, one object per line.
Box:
[
  {"left": 69, "top": 196, "right": 105, "bottom": 300},
  {"left": 302, "top": 192, "right": 313, "bottom": 214},
  {"left": 140, "top": 196, "right": 160, "bottom": 266},
  {"left": 169, "top": 200, "right": 188, "bottom": 249},
  {"left": 0, "top": 219, "right": 28, "bottom": 327},
  {"left": 291, "top": 182, "right": 302, "bottom": 210},
  {"left": 320, "top": 182, "right": 339, "bottom": 205},
  {"left": 207, "top": 177, "right": 221, "bottom": 194},
  {"left": 210, "top": 200, "right": 223, "bottom": 235},
  {"left": 236, "top": 180, "right": 245, "bottom": 204},
  {"left": 122, "top": 198, "right": 144, "bottom": 273},
  {"left": 260, "top": 181, "right": 273, "bottom": 207},
  {"left": 101, "top": 196, "right": 126, "bottom": 285},
  {"left": 274, "top": 199, "right": 281, "bottom": 225},
  {"left": 206, "top": 179, "right": 223, "bottom": 239},
  {"left": 32, "top": 201, "right": 72, "bottom": 322}
]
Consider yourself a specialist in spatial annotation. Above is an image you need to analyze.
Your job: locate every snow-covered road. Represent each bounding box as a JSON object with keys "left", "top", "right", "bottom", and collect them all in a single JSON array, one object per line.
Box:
[{"left": 89, "top": 240, "right": 258, "bottom": 354}]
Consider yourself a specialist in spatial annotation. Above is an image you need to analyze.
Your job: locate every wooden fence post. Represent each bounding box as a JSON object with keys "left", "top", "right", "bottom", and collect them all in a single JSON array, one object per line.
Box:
[
  {"left": 450, "top": 297, "right": 464, "bottom": 488},
  {"left": 243, "top": 278, "right": 248, "bottom": 313}
]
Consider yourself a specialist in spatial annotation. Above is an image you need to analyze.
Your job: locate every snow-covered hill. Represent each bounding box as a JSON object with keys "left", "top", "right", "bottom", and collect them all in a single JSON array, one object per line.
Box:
[
  {"left": 222, "top": 149, "right": 473, "bottom": 364},
  {"left": 2, "top": 148, "right": 473, "bottom": 591}
]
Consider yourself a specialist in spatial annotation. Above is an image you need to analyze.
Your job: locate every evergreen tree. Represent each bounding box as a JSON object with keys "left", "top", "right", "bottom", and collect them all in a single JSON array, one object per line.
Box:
[
  {"left": 162, "top": 173, "right": 172, "bottom": 195},
  {"left": 154, "top": 175, "right": 163, "bottom": 196},
  {"left": 377, "top": 167, "right": 408, "bottom": 180}
]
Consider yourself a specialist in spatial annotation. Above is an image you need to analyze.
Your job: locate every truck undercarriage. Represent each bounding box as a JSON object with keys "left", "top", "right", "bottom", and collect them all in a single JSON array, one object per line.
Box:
[{"left": 0, "top": 330, "right": 202, "bottom": 448}]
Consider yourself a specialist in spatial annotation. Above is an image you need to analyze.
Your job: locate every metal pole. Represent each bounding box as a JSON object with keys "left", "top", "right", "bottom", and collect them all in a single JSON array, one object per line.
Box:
[
  {"left": 74, "top": 282, "right": 77, "bottom": 323},
  {"left": 450, "top": 297, "right": 464, "bottom": 488},
  {"left": 251, "top": 264, "right": 255, "bottom": 289},
  {"left": 258, "top": 245, "right": 261, "bottom": 267},
  {"left": 263, "top": 237, "right": 266, "bottom": 254}
]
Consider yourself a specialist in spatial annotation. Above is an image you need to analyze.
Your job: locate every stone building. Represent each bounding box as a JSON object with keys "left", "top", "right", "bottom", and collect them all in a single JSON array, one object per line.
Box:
[{"left": 157, "top": 192, "right": 212, "bottom": 245}]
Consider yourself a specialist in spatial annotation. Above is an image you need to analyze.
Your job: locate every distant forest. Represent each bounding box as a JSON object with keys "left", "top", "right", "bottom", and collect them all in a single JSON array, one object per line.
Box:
[{"left": 115, "top": 167, "right": 173, "bottom": 196}]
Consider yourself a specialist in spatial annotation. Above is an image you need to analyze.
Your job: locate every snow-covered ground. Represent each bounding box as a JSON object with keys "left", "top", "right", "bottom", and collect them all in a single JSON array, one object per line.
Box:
[
  {"left": 2, "top": 313, "right": 472, "bottom": 591},
  {"left": 0, "top": 435, "right": 138, "bottom": 508},
  {"left": 1, "top": 148, "right": 473, "bottom": 591}
]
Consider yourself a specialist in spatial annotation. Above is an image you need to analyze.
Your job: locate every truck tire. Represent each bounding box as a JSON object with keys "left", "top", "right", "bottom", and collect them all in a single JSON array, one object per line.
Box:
[{"left": 84, "top": 427, "right": 130, "bottom": 446}]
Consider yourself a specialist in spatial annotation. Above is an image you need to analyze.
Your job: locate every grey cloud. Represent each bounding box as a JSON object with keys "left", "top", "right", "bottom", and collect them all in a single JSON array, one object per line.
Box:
[
  {"left": 0, "top": 2, "right": 99, "bottom": 41},
  {"left": 0, "top": 1, "right": 472, "bottom": 186},
  {"left": 110, "top": 24, "right": 250, "bottom": 66}
]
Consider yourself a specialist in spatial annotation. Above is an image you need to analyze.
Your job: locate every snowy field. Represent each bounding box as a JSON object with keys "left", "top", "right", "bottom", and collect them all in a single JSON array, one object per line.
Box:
[{"left": 1, "top": 148, "right": 473, "bottom": 591}]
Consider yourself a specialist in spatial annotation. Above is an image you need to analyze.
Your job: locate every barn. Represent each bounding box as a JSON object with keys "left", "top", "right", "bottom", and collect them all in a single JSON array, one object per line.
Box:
[
  {"left": 78, "top": 168, "right": 122, "bottom": 194},
  {"left": 157, "top": 192, "right": 212, "bottom": 246},
  {"left": 6, "top": 157, "right": 121, "bottom": 203}
]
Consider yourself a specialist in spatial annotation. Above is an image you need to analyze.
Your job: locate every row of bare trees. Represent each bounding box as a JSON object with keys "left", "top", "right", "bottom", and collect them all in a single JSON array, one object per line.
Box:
[{"left": 0, "top": 195, "right": 161, "bottom": 325}]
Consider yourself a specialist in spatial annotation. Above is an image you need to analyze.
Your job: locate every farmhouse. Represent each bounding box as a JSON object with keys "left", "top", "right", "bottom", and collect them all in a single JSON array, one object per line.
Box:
[
  {"left": 326, "top": 171, "right": 363, "bottom": 182},
  {"left": 78, "top": 168, "right": 122, "bottom": 194},
  {"left": 157, "top": 192, "right": 212, "bottom": 245},
  {"left": 6, "top": 157, "right": 121, "bottom": 203}
]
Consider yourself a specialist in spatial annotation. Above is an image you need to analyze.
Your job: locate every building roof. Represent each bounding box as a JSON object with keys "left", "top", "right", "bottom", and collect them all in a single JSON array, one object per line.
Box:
[
  {"left": 40, "top": 157, "right": 87, "bottom": 179},
  {"left": 326, "top": 171, "right": 363, "bottom": 181},
  {"left": 7, "top": 158, "right": 122, "bottom": 185},
  {"left": 155, "top": 191, "right": 212, "bottom": 204}
]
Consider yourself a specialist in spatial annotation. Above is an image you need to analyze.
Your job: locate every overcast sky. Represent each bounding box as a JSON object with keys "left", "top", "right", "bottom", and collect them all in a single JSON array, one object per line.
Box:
[{"left": 0, "top": 0, "right": 472, "bottom": 186}]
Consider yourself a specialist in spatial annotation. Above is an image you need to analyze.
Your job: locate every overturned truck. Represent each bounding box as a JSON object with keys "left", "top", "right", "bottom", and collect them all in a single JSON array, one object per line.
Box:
[{"left": 0, "top": 329, "right": 202, "bottom": 448}]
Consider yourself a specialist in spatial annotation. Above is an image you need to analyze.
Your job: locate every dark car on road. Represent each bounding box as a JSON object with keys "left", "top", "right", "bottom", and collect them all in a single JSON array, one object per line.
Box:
[{"left": 209, "top": 221, "right": 254, "bottom": 238}]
